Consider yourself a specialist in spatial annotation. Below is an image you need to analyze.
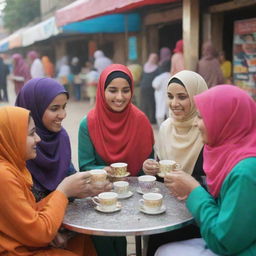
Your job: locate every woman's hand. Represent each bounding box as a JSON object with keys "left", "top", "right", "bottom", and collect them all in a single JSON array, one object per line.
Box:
[
  {"left": 164, "top": 171, "right": 200, "bottom": 200},
  {"left": 86, "top": 181, "right": 113, "bottom": 197},
  {"left": 56, "top": 172, "right": 92, "bottom": 198},
  {"left": 143, "top": 159, "right": 159, "bottom": 176}
]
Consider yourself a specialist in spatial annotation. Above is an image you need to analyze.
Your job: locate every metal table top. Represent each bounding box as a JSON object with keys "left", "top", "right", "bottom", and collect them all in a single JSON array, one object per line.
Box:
[{"left": 63, "top": 177, "right": 193, "bottom": 236}]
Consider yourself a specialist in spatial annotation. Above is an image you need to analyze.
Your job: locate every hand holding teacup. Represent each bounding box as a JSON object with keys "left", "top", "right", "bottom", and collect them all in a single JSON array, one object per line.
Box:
[
  {"left": 164, "top": 171, "right": 200, "bottom": 201},
  {"left": 143, "top": 159, "right": 159, "bottom": 176}
]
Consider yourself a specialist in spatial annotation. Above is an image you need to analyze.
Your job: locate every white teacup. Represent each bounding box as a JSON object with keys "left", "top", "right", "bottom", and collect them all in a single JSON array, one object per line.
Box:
[
  {"left": 110, "top": 162, "right": 128, "bottom": 177},
  {"left": 138, "top": 175, "right": 156, "bottom": 193},
  {"left": 139, "top": 192, "right": 163, "bottom": 212},
  {"left": 159, "top": 160, "right": 179, "bottom": 176},
  {"left": 113, "top": 181, "right": 129, "bottom": 196},
  {"left": 90, "top": 169, "right": 107, "bottom": 185},
  {"left": 92, "top": 192, "right": 118, "bottom": 211}
]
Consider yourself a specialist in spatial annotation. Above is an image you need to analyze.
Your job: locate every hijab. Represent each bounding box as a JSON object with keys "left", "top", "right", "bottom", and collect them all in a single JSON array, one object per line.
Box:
[
  {"left": 159, "top": 47, "right": 171, "bottom": 65},
  {"left": 157, "top": 70, "right": 208, "bottom": 174},
  {"left": 12, "top": 53, "right": 31, "bottom": 80},
  {"left": 87, "top": 64, "right": 154, "bottom": 176},
  {"left": 15, "top": 78, "right": 71, "bottom": 191},
  {"left": 194, "top": 85, "right": 256, "bottom": 197},
  {"left": 201, "top": 41, "right": 218, "bottom": 60},
  {"left": 173, "top": 40, "right": 183, "bottom": 53},
  {"left": 0, "top": 106, "right": 32, "bottom": 187},
  {"left": 143, "top": 53, "right": 159, "bottom": 73}
]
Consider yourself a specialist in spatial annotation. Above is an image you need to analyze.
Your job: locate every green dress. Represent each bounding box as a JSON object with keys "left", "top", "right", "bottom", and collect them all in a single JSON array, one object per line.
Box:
[
  {"left": 187, "top": 157, "right": 256, "bottom": 256},
  {"left": 78, "top": 116, "right": 153, "bottom": 256}
]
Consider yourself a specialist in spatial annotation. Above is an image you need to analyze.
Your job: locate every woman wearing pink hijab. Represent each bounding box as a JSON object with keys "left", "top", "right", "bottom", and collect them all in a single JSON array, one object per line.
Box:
[
  {"left": 170, "top": 40, "right": 184, "bottom": 76},
  {"left": 155, "top": 85, "right": 256, "bottom": 256}
]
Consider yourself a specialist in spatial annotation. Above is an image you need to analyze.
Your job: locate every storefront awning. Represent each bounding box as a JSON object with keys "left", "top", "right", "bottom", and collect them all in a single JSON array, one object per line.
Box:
[
  {"left": 62, "top": 13, "right": 141, "bottom": 34},
  {"left": 55, "top": 0, "right": 179, "bottom": 27},
  {"left": 22, "top": 17, "right": 60, "bottom": 47}
]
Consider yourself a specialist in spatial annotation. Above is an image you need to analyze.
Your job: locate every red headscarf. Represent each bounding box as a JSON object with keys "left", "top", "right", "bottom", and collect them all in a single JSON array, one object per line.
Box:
[
  {"left": 87, "top": 64, "right": 154, "bottom": 176},
  {"left": 194, "top": 85, "right": 256, "bottom": 197},
  {"left": 173, "top": 40, "right": 183, "bottom": 53}
]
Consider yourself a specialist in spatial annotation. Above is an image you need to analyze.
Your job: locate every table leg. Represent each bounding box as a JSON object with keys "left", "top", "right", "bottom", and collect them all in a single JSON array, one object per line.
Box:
[{"left": 135, "top": 235, "right": 142, "bottom": 256}]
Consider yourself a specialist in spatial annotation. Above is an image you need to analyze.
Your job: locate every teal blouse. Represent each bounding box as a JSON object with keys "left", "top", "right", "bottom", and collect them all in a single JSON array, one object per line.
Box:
[
  {"left": 187, "top": 157, "right": 256, "bottom": 256},
  {"left": 78, "top": 116, "right": 153, "bottom": 174}
]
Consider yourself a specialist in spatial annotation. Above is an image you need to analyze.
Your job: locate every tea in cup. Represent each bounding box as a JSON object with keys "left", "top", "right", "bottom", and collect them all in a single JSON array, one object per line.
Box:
[
  {"left": 138, "top": 175, "right": 156, "bottom": 193},
  {"left": 159, "top": 160, "right": 177, "bottom": 176},
  {"left": 92, "top": 192, "right": 118, "bottom": 211},
  {"left": 113, "top": 181, "right": 129, "bottom": 196},
  {"left": 110, "top": 162, "right": 128, "bottom": 177},
  {"left": 139, "top": 192, "right": 163, "bottom": 212},
  {"left": 90, "top": 169, "right": 107, "bottom": 185}
]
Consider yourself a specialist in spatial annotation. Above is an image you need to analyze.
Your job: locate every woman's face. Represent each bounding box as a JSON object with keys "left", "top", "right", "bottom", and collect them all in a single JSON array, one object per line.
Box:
[
  {"left": 195, "top": 112, "right": 208, "bottom": 144},
  {"left": 42, "top": 93, "right": 68, "bottom": 132},
  {"left": 167, "top": 82, "right": 191, "bottom": 121},
  {"left": 26, "top": 117, "right": 41, "bottom": 160},
  {"left": 104, "top": 77, "right": 132, "bottom": 112}
]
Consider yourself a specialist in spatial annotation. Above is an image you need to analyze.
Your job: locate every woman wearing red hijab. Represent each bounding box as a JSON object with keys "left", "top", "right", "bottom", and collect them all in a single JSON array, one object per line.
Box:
[{"left": 78, "top": 64, "right": 154, "bottom": 256}]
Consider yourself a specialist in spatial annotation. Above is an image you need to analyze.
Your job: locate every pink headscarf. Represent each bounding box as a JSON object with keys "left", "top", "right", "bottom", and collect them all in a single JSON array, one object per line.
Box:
[
  {"left": 143, "top": 53, "right": 158, "bottom": 73},
  {"left": 194, "top": 85, "right": 256, "bottom": 197},
  {"left": 27, "top": 50, "right": 38, "bottom": 61}
]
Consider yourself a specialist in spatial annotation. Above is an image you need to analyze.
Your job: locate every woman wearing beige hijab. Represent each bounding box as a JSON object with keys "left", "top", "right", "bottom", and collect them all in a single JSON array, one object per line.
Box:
[{"left": 143, "top": 70, "right": 208, "bottom": 256}]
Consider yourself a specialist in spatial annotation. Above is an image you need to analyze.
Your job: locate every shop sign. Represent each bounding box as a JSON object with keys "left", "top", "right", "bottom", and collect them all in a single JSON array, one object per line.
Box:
[{"left": 233, "top": 17, "right": 256, "bottom": 98}]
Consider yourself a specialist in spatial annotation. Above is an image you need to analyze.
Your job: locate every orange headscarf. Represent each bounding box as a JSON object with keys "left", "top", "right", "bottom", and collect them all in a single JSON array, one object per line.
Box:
[
  {"left": 42, "top": 56, "right": 54, "bottom": 77},
  {"left": 0, "top": 106, "right": 32, "bottom": 186}
]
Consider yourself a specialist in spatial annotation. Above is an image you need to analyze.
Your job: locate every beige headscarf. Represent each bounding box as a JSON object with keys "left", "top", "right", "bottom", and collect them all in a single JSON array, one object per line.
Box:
[{"left": 156, "top": 70, "right": 208, "bottom": 174}]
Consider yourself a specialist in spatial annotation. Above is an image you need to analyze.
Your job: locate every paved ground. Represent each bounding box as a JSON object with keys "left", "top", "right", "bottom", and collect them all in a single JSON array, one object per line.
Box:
[{"left": 2, "top": 80, "right": 159, "bottom": 255}]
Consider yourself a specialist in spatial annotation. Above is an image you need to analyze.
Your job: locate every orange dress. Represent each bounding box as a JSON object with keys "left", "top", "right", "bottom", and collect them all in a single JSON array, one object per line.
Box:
[{"left": 0, "top": 107, "right": 96, "bottom": 256}]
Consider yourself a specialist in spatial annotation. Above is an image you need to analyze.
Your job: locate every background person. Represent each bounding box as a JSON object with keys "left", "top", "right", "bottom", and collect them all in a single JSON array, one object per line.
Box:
[
  {"left": 170, "top": 40, "right": 184, "bottom": 76},
  {"left": 0, "top": 56, "right": 10, "bottom": 102},
  {"left": 156, "top": 85, "right": 256, "bottom": 256},
  {"left": 197, "top": 42, "right": 224, "bottom": 88},
  {"left": 152, "top": 60, "right": 171, "bottom": 127},
  {"left": 11, "top": 53, "right": 31, "bottom": 95},
  {"left": 78, "top": 64, "right": 154, "bottom": 256},
  {"left": 140, "top": 53, "right": 159, "bottom": 124},
  {"left": 27, "top": 50, "right": 44, "bottom": 78}
]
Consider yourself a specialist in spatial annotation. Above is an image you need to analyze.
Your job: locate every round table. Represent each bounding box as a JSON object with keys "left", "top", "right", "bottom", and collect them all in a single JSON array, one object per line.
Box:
[{"left": 63, "top": 177, "right": 193, "bottom": 255}]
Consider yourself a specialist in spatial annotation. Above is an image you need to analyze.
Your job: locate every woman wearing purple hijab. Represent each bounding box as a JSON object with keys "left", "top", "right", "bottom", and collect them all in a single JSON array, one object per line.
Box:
[{"left": 15, "top": 78, "right": 74, "bottom": 201}]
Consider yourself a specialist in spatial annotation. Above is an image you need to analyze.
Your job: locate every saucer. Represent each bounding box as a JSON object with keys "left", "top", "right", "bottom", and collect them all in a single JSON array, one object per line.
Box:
[
  {"left": 139, "top": 205, "right": 166, "bottom": 215},
  {"left": 109, "top": 172, "right": 130, "bottom": 178},
  {"left": 117, "top": 191, "right": 133, "bottom": 199},
  {"left": 95, "top": 202, "right": 122, "bottom": 213},
  {"left": 136, "top": 187, "right": 160, "bottom": 195}
]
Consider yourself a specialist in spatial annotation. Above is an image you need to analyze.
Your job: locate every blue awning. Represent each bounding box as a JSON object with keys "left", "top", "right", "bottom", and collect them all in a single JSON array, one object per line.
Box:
[{"left": 61, "top": 13, "right": 141, "bottom": 34}]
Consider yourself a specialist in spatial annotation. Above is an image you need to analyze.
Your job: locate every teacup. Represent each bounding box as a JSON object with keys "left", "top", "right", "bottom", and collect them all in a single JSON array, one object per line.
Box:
[
  {"left": 138, "top": 175, "right": 156, "bottom": 193},
  {"left": 90, "top": 169, "right": 107, "bottom": 185},
  {"left": 113, "top": 181, "right": 129, "bottom": 196},
  {"left": 139, "top": 192, "right": 163, "bottom": 212},
  {"left": 92, "top": 192, "right": 118, "bottom": 211},
  {"left": 159, "top": 160, "right": 179, "bottom": 176},
  {"left": 110, "top": 162, "right": 128, "bottom": 177}
]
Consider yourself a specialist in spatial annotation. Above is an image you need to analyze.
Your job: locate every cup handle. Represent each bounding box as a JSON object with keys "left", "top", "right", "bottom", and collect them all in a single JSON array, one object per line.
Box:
[
  {"left": 139, "top": 199, "right": 144, "bottom": 207},
  {"left": 92, "top": 196, "right": 100, "bottom": 206}
]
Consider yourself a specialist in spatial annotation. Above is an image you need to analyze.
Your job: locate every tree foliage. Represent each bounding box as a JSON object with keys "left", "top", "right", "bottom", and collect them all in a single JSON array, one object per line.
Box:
[{"left": 3, "top": 0, "right": 40, "bottom": 32}]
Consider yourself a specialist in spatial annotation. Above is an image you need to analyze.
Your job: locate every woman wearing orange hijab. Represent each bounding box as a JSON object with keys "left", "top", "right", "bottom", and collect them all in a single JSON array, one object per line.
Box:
[{"left": 0, "top": 106, "right": 98, "bottom": 256}]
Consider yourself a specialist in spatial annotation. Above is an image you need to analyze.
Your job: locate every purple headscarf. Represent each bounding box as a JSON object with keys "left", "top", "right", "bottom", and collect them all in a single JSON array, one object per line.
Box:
[{"left": 15, "top": 78, "right": 71, "bottom": 191}]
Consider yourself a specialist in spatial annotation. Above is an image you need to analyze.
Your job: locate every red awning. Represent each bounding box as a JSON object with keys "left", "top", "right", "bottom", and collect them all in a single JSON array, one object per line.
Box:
[{"left": 55, "top": 0, "right": 179, "bottom": 27}]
